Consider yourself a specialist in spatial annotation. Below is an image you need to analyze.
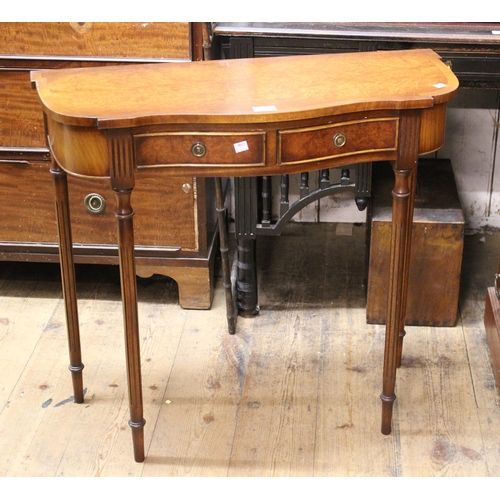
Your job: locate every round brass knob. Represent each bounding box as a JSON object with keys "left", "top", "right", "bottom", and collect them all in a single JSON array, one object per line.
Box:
[
  {"left": 191, "top": 142, "right": 207, "bottom": 157},
  {"left": 84, "top": 193, "right": 106, "bottom": 214},
  {"left": 333, "top": 133, "right": 346, "bottom": 148}
]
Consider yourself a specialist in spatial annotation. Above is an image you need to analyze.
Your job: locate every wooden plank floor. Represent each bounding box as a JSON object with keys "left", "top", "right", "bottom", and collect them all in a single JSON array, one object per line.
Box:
[{"left": 1, "top": 222, "right": 500, "bottom": 477}]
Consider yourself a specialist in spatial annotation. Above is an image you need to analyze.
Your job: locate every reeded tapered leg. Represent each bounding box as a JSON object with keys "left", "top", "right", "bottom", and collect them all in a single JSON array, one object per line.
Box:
[
  {"left": 395, "top": 166, "right": 418, "bottom": 368},
  {"left": 114, "top": 188, "right": 145, "bottom": 462},
  {"left": 108, "top": 130, "right": 145, "bottom": 462},
  {"left": 380, "top": 167, "right": 413, "bottom": 433},
  {"left": 215, "top": 178, "right": 237, "bottom": 334},
  {"left": 51, "top": 162, "right": 84, "bottom": 404},
  {"left": 381, "top": 110, "right": 421, "bottom": 435}
]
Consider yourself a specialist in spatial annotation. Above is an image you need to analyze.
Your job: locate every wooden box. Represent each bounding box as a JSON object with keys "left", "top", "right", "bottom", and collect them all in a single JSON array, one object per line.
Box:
[
  {"left": 0, "top": 22, "right": 217, "bottom": 309},
  {"left": 367, "top": 159, "right": 464, "bottom": 326}
]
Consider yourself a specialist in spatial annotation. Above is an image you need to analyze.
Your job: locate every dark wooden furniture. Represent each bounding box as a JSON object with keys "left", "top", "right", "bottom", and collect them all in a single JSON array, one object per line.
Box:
[
  {"left": 212, "top": 22, "right": 500, "bottom": 88},
  {"left": 211, "top": 22, "right": 500, "bottom": 318},
  {"left": 367, "top": 158, "right": 464, "bottom": 327},
  {"left": 31, "top": 49, "right": 458, "bottom": 461},
  {"left": 0, "top": 22, "right": 217, "bottom": 309}
]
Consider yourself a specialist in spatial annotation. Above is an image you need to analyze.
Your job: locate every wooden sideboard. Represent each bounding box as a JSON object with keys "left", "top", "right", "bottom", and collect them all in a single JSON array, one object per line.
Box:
[{"left": 0, "top": 22, "right": 217, "bottom": 309}]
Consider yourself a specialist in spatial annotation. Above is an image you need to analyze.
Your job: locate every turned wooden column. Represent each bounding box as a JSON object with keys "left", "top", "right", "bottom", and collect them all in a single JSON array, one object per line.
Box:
[
  {"left": 107, "top": 129, "right": 146, "bottom": 463},
  {"left": 50, "top": 151, "right": 85, "bottom": 404},
  {"left": 381, "top": 110, "right": 421, "bottom": 435}
]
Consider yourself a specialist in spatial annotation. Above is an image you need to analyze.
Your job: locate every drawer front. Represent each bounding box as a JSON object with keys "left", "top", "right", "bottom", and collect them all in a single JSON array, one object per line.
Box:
[
  {"left": 135, "top": 132, "right": 266, "bottom": 168},
  {"left": 0, "top": 161, "right": 200, "bottom": 251},
  {"left": 0, "top": 22, "right": 190, "bottom": 59},
  {"left": 278, "top": 118, "right": 398, "bottom": 165}
]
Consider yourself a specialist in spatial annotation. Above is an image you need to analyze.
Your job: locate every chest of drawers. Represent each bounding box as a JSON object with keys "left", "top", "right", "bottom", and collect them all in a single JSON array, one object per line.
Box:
[{"left": 0, "top": 22, "right": 217, "bottom": 309}]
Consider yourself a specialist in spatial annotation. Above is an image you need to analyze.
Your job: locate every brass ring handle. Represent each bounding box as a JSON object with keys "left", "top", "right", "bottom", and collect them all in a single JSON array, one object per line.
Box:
[
  {"left": 84, "top": 193, "right": 106, "bottom": 214},
  {"left": 191, "top": 142, "right": 207, "bottom": 157},
  {"left": 333, "top": 133, "right": 346, "bottom": 148}
]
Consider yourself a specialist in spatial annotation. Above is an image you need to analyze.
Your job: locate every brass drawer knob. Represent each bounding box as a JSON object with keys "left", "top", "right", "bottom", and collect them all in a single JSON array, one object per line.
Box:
[
  {"left": 84, "top": 193, "right": 106, "bottom": 214},
  {"left": 191, "top": 142, "right": 207, "bottom": 157},
  {"left": 333, "top": 133, "right": 346, "bottom": 148}
]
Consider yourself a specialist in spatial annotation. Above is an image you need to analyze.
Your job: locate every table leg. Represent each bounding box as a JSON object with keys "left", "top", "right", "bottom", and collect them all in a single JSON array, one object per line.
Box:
[
  {"left": 51, "top": 162, "right": 84, "bottom": 404},
  {"left": 107, "top": 130, "right": 145, "bottom": 462},
  {"left": 396, "top": 167, "right": 418, "bottom": 368},
  {"left": 380, "top": 111, "right": 420, "bottom": 435},
  {"left": 114, "top": 187, "right": 146, "bottom": 463}
]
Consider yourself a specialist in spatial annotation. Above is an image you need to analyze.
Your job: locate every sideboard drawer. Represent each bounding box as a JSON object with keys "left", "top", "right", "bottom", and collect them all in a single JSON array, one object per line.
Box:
[
  {"left": 0, "top": 22, "right": 191, "bottom": 60},
  {"left": 135, "top": 132, "right": 266, "bottom": 167},
  {"left": 277, "top": 118, "right": 398, "bottom": 165},
  {"left": 0, "top": 160, "right": 201, "bottom": 251}
]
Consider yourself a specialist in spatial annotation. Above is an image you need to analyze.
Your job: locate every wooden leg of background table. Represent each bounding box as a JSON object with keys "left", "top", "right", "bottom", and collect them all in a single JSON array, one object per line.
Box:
[
  {"left": 114, "top": 188, "right": 145, "bottom": 463},
  {"left": 233, "top": 177, "right": 259, "bottom": 317},
  {"left": 51, "top": 162, "right": 84, "bottom": 404},
  {"left": 215, "top": 178, "right": 237, "bottom": 335}
]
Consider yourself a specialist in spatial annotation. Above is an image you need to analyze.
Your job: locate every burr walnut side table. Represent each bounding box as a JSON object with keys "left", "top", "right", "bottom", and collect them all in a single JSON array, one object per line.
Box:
[{"left": 31, "top": 49, "right": 458, "bottom": 462}]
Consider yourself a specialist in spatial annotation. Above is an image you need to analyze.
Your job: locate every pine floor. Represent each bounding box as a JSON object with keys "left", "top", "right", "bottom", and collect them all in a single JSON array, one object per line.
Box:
[{"left": 1, "top": 222, "right": 500, "bottom": 478}]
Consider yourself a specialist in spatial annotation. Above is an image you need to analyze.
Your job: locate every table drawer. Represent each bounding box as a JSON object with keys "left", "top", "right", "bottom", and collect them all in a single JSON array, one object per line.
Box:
[
  {"left": 135, "top": 132, "right": 266, "bottom": 167},
  {"left": 278, "top": 118, "right": 398, "bottom": 165}
]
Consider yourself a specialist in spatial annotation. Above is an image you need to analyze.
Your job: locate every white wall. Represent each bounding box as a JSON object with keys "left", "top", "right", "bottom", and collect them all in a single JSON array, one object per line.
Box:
[{"left": 438, "top": 88, "right": 500, "bottom": 233}]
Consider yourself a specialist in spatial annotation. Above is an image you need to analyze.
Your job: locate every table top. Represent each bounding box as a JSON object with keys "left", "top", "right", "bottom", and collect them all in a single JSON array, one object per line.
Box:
[{"left": 31, "top": 49, "right": 458, "bottom": 130}]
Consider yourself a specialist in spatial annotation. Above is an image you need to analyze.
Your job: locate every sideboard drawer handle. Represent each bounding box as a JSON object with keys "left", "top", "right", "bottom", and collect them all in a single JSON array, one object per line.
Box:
[
  {"left": 84, "top": 193, "right": 106, "bottom": 214},
  {"left": 333, "top": 133, "right": 346, "bottom": 148},
  {"left": 191, "top": 142, "right": 207, "bottom": 157}
]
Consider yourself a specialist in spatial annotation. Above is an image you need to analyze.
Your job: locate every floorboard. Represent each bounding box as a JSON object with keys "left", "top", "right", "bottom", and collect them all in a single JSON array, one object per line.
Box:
[{"left": 1, "top": 224, "right": 499, "bottom": 478}]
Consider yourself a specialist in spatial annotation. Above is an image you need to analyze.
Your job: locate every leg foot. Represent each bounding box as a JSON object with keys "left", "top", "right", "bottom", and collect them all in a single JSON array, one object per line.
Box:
[
  {"left": 129, "top": 418, "right": 146, "bottom": 463},
  {"left": 69, "top": 363, "right": 85, "bottom": 403},
  {"left": 380, "top": 393, "right": 396, "bottom": 435}
]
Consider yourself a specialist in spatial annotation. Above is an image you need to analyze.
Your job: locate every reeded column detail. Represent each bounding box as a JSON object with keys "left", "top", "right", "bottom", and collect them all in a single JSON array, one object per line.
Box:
[
  {"left": 108, "top": 130, "right": 145, "bottom": 463},
  {"left": 381, "top": 110, "right": 421, "bottom": 435},
  {"left": 51, "top": 161, "right": 85, "bottom": 404}
]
